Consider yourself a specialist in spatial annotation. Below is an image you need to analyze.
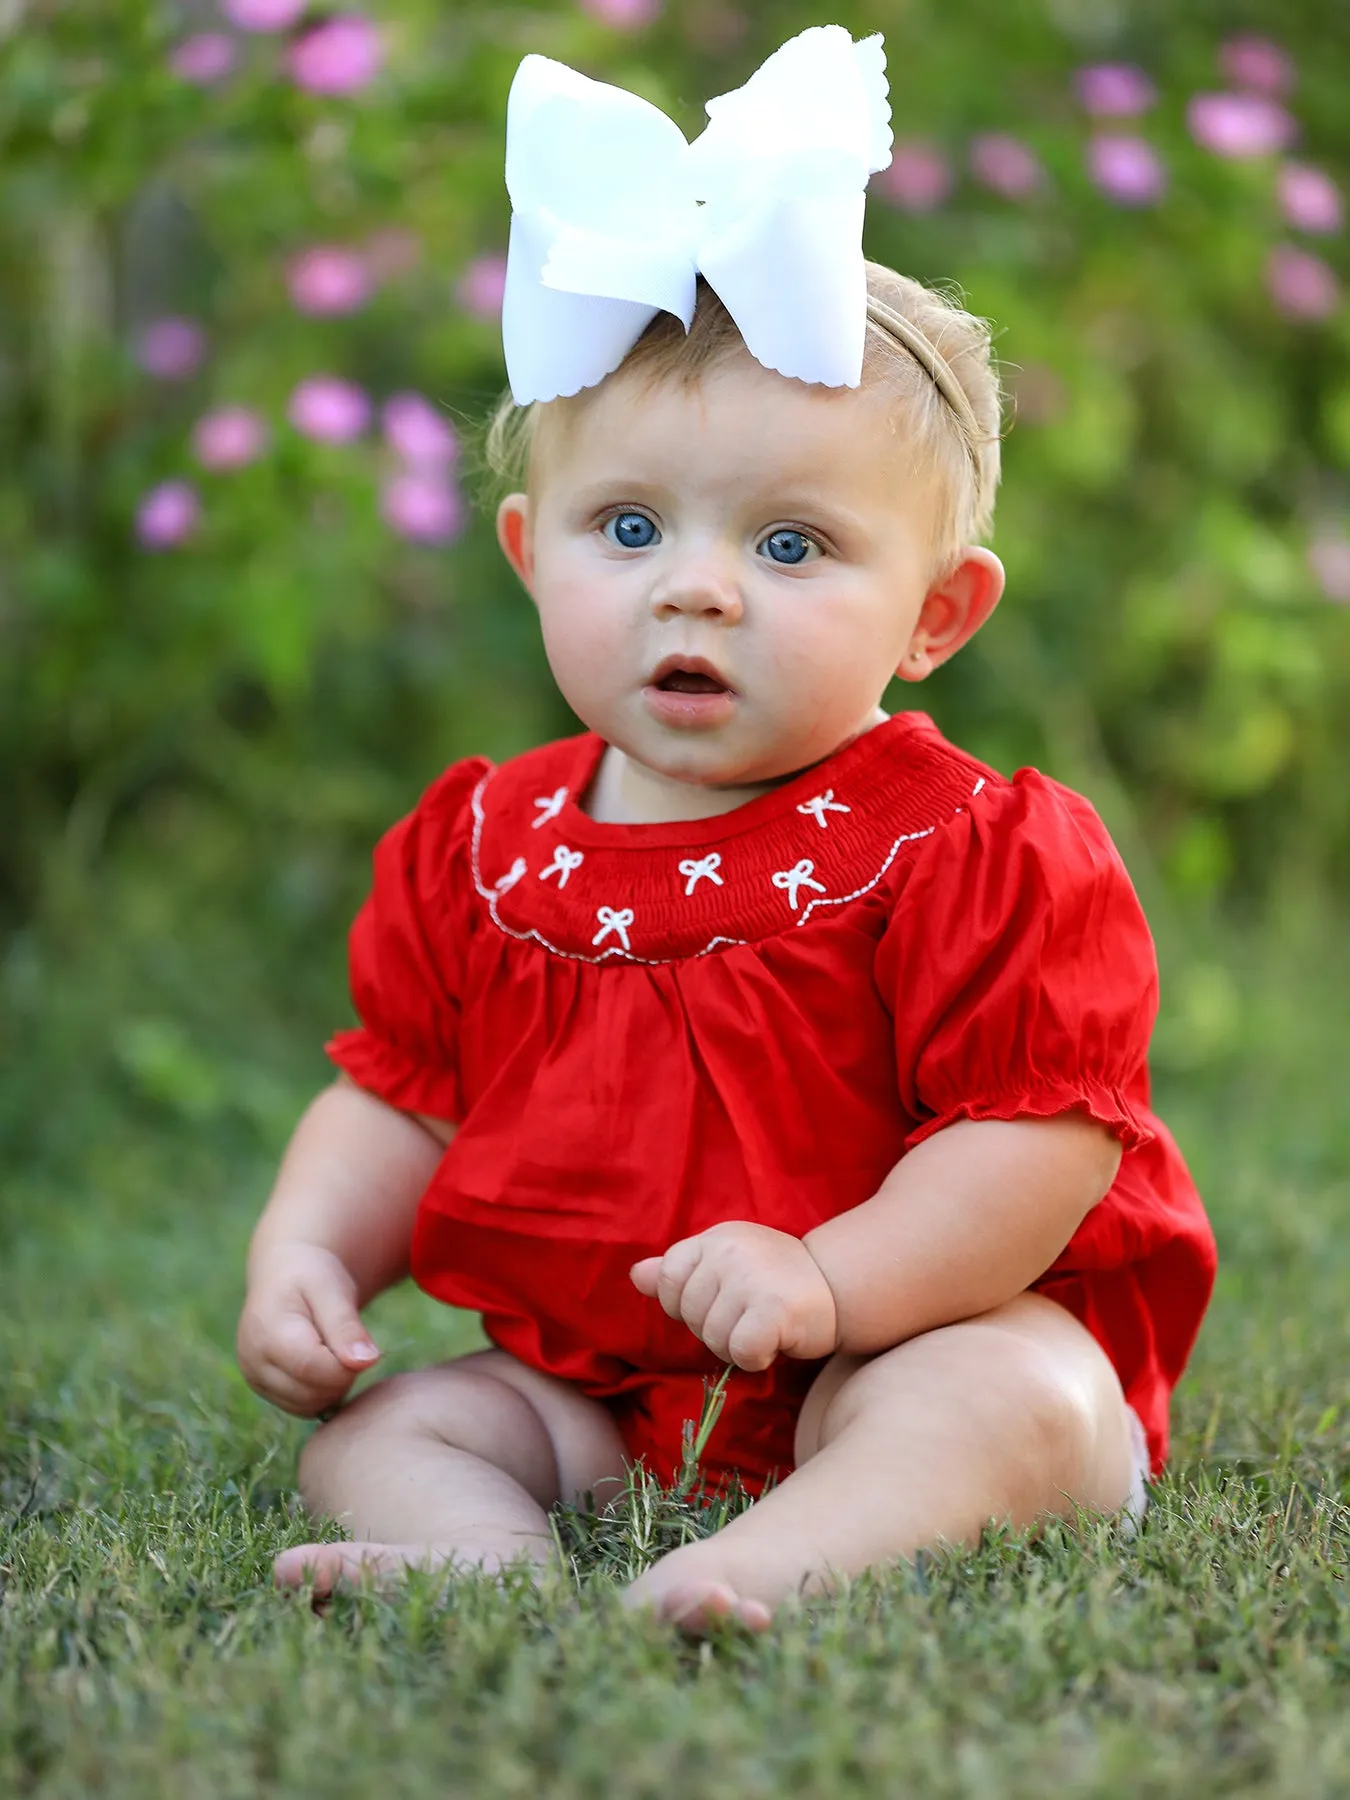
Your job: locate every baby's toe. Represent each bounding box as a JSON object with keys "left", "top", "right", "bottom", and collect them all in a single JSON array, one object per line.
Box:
[
  {"left": 274, "top": 1541, "right": 346, "bottom": 1594},
  {"left": 625, "top": 1569, "right": 774, "bottom": 1636},
  {"left": 272, "top": 1541, "right": 411, "bottom": 1596},
  {"left": 673, "top": 1582, "right": 773, "bottom": 1635}
]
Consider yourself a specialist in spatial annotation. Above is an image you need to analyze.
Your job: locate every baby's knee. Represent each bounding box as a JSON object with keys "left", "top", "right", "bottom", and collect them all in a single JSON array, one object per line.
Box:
[
  {"left": 298, "top": 1364, "right": 561, "bottom": 1512},
  {"left": 814, "top": 1310, "right": 1131, "bottom": 1514},
  {"left": 994, "top": 1336, "right": 1097, "bottom": 1482},
  {"left": 945, "top": 1319, "right": 1135, "bottom": 1517}
]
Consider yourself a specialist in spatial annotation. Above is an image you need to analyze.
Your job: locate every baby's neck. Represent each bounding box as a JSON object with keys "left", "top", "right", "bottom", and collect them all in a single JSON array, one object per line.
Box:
[
  {"left": 580, "top": 712, "right": 889, "bottom": 827},
  {"left": 581, "top": 751, "right": 782, "bottom": 826}
]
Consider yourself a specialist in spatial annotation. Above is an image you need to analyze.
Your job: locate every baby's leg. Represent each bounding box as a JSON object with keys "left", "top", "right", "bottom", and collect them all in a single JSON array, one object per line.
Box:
[
  {"left": 273, "top": 1348, "right": 628, "bottom": 1594},
  {"left": 624, "top": 1292, "right": 1139, "bottom": 1632}
]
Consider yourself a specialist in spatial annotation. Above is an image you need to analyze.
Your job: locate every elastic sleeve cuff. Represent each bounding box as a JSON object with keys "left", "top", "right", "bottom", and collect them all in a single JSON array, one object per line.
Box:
[
  {"left": 325, "top": 1027, "right": 463, "bottom": 1125},
  {"left": 904, "top": 1078, "right": 1155, "bottom": 1156}
]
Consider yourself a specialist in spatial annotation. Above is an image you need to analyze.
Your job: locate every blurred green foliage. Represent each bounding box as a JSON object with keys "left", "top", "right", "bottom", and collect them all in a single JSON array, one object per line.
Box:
[{"left": 2, "top": 0, "right": 1348, "bottom": 963}]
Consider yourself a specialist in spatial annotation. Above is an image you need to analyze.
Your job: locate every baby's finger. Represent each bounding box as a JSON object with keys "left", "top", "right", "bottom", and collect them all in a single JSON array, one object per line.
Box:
[
  {"left": 306, "top": 1283, "right": 380, "bottom": 1371},
  {"left": 726, "top": 1302, "right": 781, "bottom": 1373},
  {"left": 250, "top": 1356, "right": 343, "bottom": 1418},
  {"left": 267, "top": 1313, "right": 354, "bottom": 1391},
  {"left": 695, "top": 1287, "right": 747, "bottom": 1364},
  {"left": 675, "top": 1258, "right": 725, "bottom": 1339},
  {"left": 654, "top": 1237, "right": 705, "bottom": 1320},
  {"left": 629, "top": 1257, "right": 662, "bottom": 1296},
  {"left": 256, "top": 1369, "right": 325, "bottom": 1419}
]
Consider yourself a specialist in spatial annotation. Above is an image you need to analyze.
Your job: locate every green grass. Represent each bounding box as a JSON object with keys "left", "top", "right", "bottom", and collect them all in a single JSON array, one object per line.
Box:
[{"left": 3, "top": 853, "right": 1350, "bottom": 1798}]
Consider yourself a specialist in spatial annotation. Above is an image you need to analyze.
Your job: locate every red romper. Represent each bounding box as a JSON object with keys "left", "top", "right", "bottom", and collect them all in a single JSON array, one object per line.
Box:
[{"left": 327, "top": 712, "right": 1217, "bottom": 1495}]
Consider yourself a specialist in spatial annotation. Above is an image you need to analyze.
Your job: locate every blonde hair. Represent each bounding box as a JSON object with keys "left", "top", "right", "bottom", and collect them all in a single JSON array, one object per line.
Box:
[{"left": 480, "top": 260, "right": 1004, "bottom": 577}]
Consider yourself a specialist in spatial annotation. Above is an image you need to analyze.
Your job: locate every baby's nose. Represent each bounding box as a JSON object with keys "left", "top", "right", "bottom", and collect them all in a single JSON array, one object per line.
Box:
[{"left": 648, "top": 549, "right": 744, "bottom": 621}]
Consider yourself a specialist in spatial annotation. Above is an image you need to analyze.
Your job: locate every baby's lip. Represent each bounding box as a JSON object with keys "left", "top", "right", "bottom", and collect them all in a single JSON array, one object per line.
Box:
[{"left": 646, "top": 653, "right": 737, "bottom": 692}]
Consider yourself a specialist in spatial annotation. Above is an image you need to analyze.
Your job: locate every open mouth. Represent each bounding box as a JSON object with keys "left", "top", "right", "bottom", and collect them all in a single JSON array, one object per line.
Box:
[
  {"left": 643, "top": 659, "right": 738, "bottom": 726},
  {"left": 648, "top": 654, "right": 735, "bottom": 694},
  {"left": 655, "top": 671, "right": 729, "bottom": 694}
]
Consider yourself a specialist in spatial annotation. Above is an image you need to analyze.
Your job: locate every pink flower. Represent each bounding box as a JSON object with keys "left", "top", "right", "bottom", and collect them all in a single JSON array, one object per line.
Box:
[
  {"left": 456, "top": 253, "right": 508, "bottom": 320},
  {"left": 1187, "top": 92, "right": 1296, "bottom": 159},
  {"left": 286, "top": 15, "right": 382, "bottom": 95},
  {"left": 287, "top": 376, "right": 371, "bottom": 443},
  {"left": 1086, "top": 135, "right": 1167, "bottom": 207},
  {"left": 1219, "top": 35, "right": 1295, "bottom": 97},
  {"left": 136, "top": 481, "right": 200, "bottom": 549},
  {"left": 1277, "top": 164, "right": 1343, "bottom": 235},
  {"left": 192, "top": 405, "right": 269, "bottom": 471},
  {"left": 873, "top": 140, "right": 953, "bottom": 213},
  {"left": 381, "top": 472, "right": 464, "bottom": 544},
  {"left": 1266, "top": 245, "right": 1340, "bottom": 321},
  {"left": 969, "top": 133, "right": 1044, "bottom": 200},
  {"left": 286, "top": 245, "right": 371, "bottom": 316},
  {"left": 1074, "top": 64, "right": 1156, "bottom": 118},
  {"left": 579, "top": 0, "right": 663, "bottom": 27},
  {"left": 223, "top": 0, "right": 307, "bottom": 29},
  {"left": 1308, "top": 534, "right": 1350, "bottom": 603},
  {"left": 362, "top": 227, "right": 421, "bottom": 283},
  {"left": 382, "top": 393, "right": 459, "bottom": 468},
  {"left": 169, "top": 33, "right": 237, "bottom": 84},
  {"left": 136, "top": 317, "right": 206, "bottom": 380}
]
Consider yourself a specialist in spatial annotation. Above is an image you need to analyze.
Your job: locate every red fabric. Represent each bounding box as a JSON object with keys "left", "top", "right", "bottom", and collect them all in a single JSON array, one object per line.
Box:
[{"left": 328, "top": 713, "right": 1216, "bottom": 1491}]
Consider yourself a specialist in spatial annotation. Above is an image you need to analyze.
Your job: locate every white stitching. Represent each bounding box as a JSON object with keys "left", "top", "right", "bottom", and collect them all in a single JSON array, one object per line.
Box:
[
  {"left": 678, "top": 852, "right": 724, "bottom": 895},
  {"left": 470, "top": 768, "right": 945, "bottom": 964},
  {"left": 493, "top": 855, "right": 527, "bottom": 894},
  {"left": 771, "top": 858, "right": 828, "bottom": 911},
  {"left": 538, "top": 845, "right": 584, "bottom": 889},
  {"left": 797, "top": 789, "right": 851, "bottom": 828},
  {"left": 792, "top": 826, "right": 936, "bottom": 924},
  {"left": 531, "top": 786, "right": 568, "bottom": 828},
  {"left": 972, "top": 777, "right": 986, "bottom": 797},
  {"left": 471, "top": 772, "right": 750, "bottom": 964},
  {"left": 592, "top": 906, "right": 634, "bottom": 951}
]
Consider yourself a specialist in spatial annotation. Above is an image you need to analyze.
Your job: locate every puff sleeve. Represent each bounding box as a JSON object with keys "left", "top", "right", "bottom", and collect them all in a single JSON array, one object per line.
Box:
[
  {"left": 325, "top": 755, "right": 490, "bottom": 1122},
  {"left": 874, "top": 770, "right": 1158, "bottom": 1154}
]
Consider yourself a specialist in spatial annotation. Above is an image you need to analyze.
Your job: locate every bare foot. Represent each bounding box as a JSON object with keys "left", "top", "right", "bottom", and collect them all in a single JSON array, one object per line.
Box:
[
  {"left": 624, "top": 1572, "right": 774, "bottom": 1636},
  {"left": 623, "top": 1539, "right": 781, "bottom": 1635},
  {"left": 272, "top": 1538, "right": 549, "bottom": 1597}
]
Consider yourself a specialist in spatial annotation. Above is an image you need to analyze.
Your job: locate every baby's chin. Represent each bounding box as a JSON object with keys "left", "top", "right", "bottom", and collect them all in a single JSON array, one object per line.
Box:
[
  {"left": 608, "top": 707, "right": 801, "bottom": 784},
  {"left": 627, "top": 710, "right": 884, "bottom": 782}
]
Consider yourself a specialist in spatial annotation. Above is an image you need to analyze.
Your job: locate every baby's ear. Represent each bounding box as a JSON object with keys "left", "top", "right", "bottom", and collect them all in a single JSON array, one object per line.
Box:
[
  {"left": 496, "top": 493, "right": 535, "bottom": 593},
  {"left": 899, "top": 548, "right": 1005, "bottom": 681}
]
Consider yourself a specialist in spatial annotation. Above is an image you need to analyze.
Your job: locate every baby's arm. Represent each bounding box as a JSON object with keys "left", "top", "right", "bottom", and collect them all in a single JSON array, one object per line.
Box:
[
  {"left": 632, "top": 1113, "right": 1119, "bottom": 1368},
  {"left": 802, "top": 1114, "right": 1120, "bottom": 1354},
  {"left": 237, "top": 1075, "right": 454, "bottom": 1416}
]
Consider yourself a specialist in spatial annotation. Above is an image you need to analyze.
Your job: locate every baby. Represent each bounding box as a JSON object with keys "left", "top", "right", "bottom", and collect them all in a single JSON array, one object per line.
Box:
[{"left": 237, "top": 29, "right": 1217, "bottom": 1633}]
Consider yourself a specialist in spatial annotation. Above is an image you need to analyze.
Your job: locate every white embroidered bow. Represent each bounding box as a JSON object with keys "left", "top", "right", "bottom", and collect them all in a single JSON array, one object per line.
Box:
[
  {"left": 678, "top": 852, "right": 724, "bottom": 895},
  {"left": 539, "top": 845, "right": 585, "bottom": 888},
  {"left": 494, "top": 856, "right": 528, "bottom": 894},
  {"left": 772, "top": 859, "right": 827, "bottom": 910},
  {"left": 592, "top": 906, "right": 635, "bottom": 951},
  {"left": 531, "top": 786, "right": 568, "bottom": 828},
  {"left": 502, "top": 26, "right": 893, "bottom": 403},
  {"left": 797, "top": 789, "right": 851, "bottom": 829}
]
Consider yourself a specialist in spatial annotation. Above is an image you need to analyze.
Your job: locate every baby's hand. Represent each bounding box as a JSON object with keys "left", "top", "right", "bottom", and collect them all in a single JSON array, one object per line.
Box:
[
  {"left": 236, "top": 1243, "right": 380, "bottom": 1418},
  {"left": 630, "top": 1222, "right": 839, "bottom": 1372}
]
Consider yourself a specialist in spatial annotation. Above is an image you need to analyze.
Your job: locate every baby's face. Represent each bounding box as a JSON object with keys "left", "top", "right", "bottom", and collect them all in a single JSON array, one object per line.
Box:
[{"left": 501, "top": 356, "right": 972, "bottom": 793}]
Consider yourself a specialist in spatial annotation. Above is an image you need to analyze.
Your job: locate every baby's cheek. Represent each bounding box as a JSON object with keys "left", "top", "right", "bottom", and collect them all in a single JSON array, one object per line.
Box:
[{"left": 537, "top": 592, "right": 625, "bottom": 699}]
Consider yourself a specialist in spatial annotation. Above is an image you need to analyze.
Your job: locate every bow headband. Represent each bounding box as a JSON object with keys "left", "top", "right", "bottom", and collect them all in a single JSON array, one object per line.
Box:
[{"left": 500, "top": 26, "right": 986, "bottom": 497}]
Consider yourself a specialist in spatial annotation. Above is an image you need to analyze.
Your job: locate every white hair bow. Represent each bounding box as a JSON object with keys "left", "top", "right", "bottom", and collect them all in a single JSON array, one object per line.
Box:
[{"left": 501, "top": 26, "right": 893, "bottom": 405}]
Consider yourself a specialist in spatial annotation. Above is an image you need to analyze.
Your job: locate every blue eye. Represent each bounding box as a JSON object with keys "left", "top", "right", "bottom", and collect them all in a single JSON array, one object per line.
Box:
[
  {"left": 604, "top": 511, "right": 659, "bottom": 549},
  {"left": 759, "top": 528, "right": 818, "bottom": 566}
]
